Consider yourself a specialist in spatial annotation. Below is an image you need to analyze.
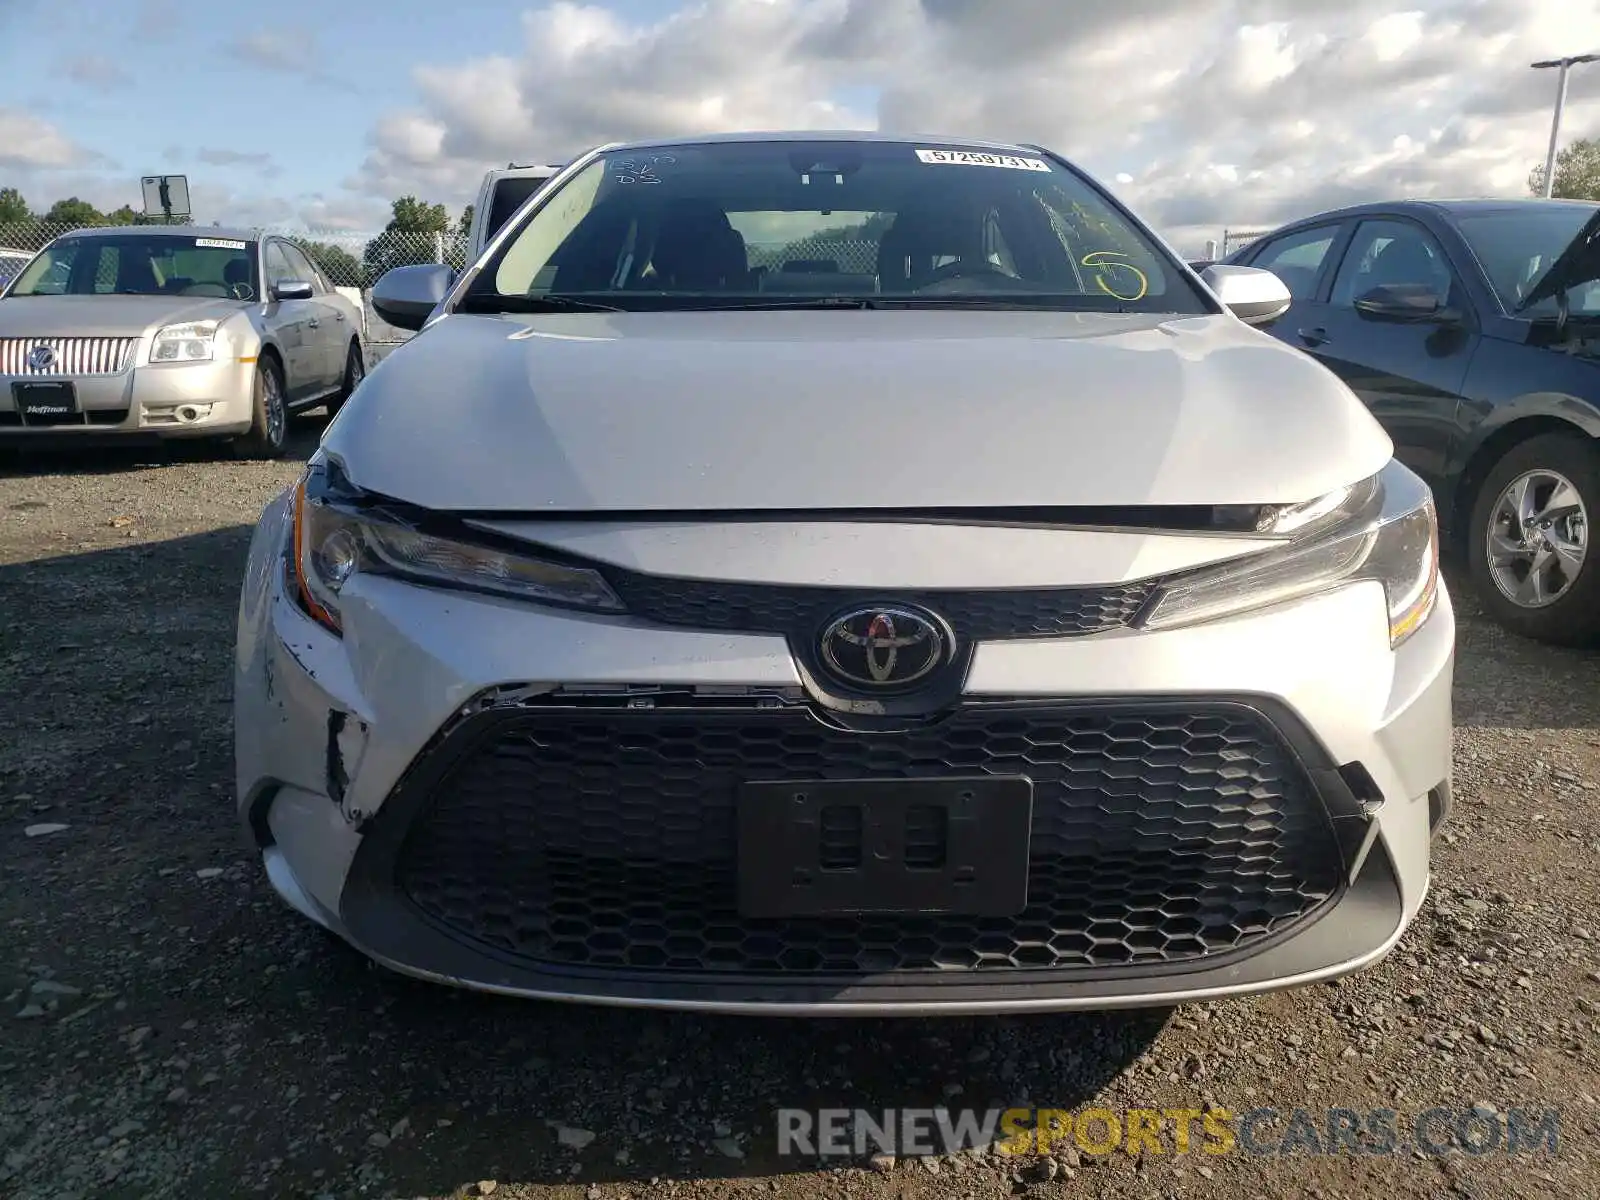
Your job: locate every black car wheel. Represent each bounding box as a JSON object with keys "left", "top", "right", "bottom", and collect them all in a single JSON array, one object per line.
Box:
[
  {"left": 1467, "top": 431, "right": 1600, "bottom": 645},
  {"left": 324, "top": 340, "right": 365, "bottom": 419}
]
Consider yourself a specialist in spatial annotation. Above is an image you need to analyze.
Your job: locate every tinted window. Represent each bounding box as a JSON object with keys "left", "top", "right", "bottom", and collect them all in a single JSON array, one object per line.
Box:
[
  {"left": 469, "top": 140, "right": 1206, "bottom": 313},
  {"left": 1250, "top": 226, "right": 1337, "bottom": 299},
  {"left": 1331, "top": 219, "right": 1454, "bottom": 307},
  {"left": 1455, "top": 207, "right": 1600, "bottom": 316},
  {"left": 264, "top": 242, "right": 294, "bottom": 288},
  {"left": 486, "top": 176, "right": 554, "bottom": 244},
  {"left": 281, "top": 243, "right": 325, "bottom": 293},
  {"left": 8, "top": 234, "right": 257, "bottom": 298}
]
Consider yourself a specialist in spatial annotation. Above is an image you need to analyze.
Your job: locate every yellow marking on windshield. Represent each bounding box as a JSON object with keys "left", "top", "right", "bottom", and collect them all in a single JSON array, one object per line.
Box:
[{"left": 1080, "top": 251, "right": 1148, "bottom": 302}]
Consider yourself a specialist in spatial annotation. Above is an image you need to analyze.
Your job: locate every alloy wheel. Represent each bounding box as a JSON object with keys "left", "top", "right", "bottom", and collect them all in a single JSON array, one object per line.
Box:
[
  {"left": 1485, "top": 468, "right": 1589, "bottom": 608},
  {"left": 263, "top": 367, "right": 286, "bottom": 447}
]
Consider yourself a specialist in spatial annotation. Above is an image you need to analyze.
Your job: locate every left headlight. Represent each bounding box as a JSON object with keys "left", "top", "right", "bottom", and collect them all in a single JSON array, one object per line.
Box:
[
  {"left": 151, "top": 320, "right": 220, "bottom": 362},
  {"left": 1140, "top": 458, "right": 1439, "bottom": 648},
  {"left": 289, "top": 460, "right": 623, "bottom": 634}
]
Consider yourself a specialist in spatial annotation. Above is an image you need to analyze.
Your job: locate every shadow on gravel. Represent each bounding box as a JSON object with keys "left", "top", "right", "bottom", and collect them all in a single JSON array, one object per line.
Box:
[
  {"left": 0, "top": 414, "right": 325, "bottom": 478},
  {"left": 1445, "top": 563, "right": 1600, "bottom": 731}
]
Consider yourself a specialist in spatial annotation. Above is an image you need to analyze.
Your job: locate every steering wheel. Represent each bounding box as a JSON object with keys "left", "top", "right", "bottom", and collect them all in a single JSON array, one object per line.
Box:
[
  {"left": 914, "top": 259, "right": 1014, "bottom": 291},
  {"left": 229, "top": 281, "right": 256, "bottom": 302}
]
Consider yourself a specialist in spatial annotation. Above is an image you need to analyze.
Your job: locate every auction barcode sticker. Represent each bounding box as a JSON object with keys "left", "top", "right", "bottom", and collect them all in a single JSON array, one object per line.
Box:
[
  {"left": 915, "top": 149, "right": 1051, "bottom": 172},
  {"left": 195, "top": 238, "right": 247, "bottom": 249}
]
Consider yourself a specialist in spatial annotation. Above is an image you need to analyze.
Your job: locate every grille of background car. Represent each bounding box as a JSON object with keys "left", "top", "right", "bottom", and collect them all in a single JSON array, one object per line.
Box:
[{"left": 0, "top": 337, "right": 139, "bottom": 376}]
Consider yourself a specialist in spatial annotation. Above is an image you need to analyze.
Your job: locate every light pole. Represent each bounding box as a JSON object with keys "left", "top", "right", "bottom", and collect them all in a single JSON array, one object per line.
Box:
[{"left": 1532, "top": 54, "right": 1599, "bottom": 198}]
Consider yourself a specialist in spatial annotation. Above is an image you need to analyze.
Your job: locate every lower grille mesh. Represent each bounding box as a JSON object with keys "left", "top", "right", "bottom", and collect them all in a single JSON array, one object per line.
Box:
[{"left": 393, "top": 702, "right": 1343, "bottom": 976}]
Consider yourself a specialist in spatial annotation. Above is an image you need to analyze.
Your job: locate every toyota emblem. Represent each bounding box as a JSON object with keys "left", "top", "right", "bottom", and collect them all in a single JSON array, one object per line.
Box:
[
  {"left": 818, "top": 606, "right": 950, "bottom": 690},
  {"left": 25, "top": 344, "right": 56, "bottom": 373}
]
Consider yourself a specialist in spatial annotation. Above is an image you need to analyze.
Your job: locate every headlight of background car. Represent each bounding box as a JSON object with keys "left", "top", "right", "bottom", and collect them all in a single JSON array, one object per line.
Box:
[
  {"left": 1140, "top": 459, "right": 1439, "bottom": 648},
  {"left": 150, "top": 320, "right": 220, "bottom": 362},
  {"left": 290, "top": 463, "right": 622, "bottom": 634}
]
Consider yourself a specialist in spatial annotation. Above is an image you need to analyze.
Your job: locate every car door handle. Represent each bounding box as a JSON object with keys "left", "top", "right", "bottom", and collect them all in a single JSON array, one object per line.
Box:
[
  {"left": 307, "top": 318, "right": 320, "bottom": 329},
  {"left": 334, "top": 311, "right": 345, "bottom": 322},
  {"left": 1297, "top": 327, "right": 1329, "bottom": 347}
]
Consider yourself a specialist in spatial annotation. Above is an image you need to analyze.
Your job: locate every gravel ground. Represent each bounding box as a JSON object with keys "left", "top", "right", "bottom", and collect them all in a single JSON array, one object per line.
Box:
[{"left": 2, "top": 423, "right": 1598, "bottom": 1200}]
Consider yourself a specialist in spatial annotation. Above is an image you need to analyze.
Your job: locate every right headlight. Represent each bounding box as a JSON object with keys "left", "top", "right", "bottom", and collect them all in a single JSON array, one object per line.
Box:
[
  {"left": 288, "top": 458, "right": 623, "bottom": 635},
  {"left": 1139, "top": 459, "right": 1439, "bottom": 647}
]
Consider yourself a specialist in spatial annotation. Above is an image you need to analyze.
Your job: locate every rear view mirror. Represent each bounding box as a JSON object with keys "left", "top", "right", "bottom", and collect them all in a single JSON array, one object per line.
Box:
[
  {"left": 272, "top": 280, "right": 314, "bottom": 302},
  {"left": 1199, "top": 264, "right": 1292, "bottom": 326},
  {"left": 371, "top": 264, "right": 455, "bottom": 332}
]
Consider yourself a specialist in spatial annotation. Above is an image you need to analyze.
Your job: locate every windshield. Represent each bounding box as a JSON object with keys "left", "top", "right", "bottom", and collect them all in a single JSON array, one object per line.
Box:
[
  {"left": 1455, "top": 208, "right": 1600, "bottom": 317},
  {"left": 7, "top": 233, "right": 259, "bottom": 300},
  {"left": 465, "top": 140, "right": 1206, "bottom": 313}
]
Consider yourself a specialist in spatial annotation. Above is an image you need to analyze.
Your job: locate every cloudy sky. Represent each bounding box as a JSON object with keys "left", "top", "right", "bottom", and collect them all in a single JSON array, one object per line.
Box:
[{"left": 2, "top": 0, "right": 1598, "bottom": 254}]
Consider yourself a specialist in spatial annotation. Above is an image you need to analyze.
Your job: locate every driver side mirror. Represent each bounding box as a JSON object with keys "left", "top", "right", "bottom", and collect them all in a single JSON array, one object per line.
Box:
[
  {"left": 1199, "top": 264, "right": 1293, "bottom": 326},
  {"left": 271, "top": 279, "right": 314, "bottom": 302},
  {"left": 371, "top": 263, "right": 456, "bottom": 332},
  {"left": 1353, "top": 284, "right": 1458, "bottom": 324}
]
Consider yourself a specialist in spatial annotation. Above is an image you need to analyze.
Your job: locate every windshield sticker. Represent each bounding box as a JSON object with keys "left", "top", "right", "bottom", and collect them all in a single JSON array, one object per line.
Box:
[
  {"left": 614, "top": 154, "right": 676, "bottom": 184},
  {"left": 1080, "top": 250, "right": 1149, "bottom": 302},
  {"left": 915, "top": 149, "right": 1051, "bottom": 172},
  {"left": 195, "top": 238, "right": 247, "bottom": 250}
]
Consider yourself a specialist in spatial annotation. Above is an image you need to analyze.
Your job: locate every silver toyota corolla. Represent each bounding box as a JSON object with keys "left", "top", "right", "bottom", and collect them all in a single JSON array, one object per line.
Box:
[
  {"left": 235, "top": 132, "right": 1455, "bottom": 1015},
  {"left": 1, "top": 226, "right": 365, "bottom": 457}
]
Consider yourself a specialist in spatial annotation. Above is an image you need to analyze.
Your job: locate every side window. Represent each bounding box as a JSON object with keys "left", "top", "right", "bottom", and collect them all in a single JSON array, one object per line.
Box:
[
  {"left": 282, "top": 244, "right": 325, "bottom": 293},
  {"left": 1331, "top": 219, "right": 1454, "bottom": 308},
  {"left": 1249, "top": 226, "right": 1338, "bottom": 300},
  {"left": 264, "top": 242, "right": 293, "bottom": 289}
]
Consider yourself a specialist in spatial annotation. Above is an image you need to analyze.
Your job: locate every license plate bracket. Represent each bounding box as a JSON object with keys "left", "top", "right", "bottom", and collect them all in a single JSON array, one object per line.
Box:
[
  {"left": 13, "top": 381, "right": 79, "bottom": 426},
  {"left": 737, "top": 776, "right": 1033, "bottom": 918}
]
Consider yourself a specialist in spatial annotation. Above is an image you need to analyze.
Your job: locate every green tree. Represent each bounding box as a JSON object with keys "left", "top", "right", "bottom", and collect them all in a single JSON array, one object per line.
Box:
[
  {"left": 458, "top": 203, "right": 475, "bottom": 238},
  {"left": 363, "top": 195, "right": 452, "bottom": 281},
  {"left": 105, "top": 205, "right": 157, "bottom": 226},
  {"left": 0, "top": 187, "right": 31, "bottom": 223},
  {"left": 1529, "top": 137, "right": 1600, "bottom": 200},
  {"left": 297, "top": 240, "right": 364, "bottom": 288},
  {"left": 387, "top": 196, "right": 450, "bottom": 235},
  {"left": 45, "top": 197, "right": 106, "bottom": 227}
]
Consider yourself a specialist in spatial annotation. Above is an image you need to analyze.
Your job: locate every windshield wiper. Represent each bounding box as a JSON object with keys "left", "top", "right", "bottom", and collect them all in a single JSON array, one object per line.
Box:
[{"left": 458, "top": 294, "right": 625, "bottom": 314}]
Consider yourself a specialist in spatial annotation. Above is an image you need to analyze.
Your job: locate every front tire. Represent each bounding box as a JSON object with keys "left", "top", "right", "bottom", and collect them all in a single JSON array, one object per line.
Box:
[
  {"left": 233, "top": 357, "right": 288, "bottom": 460},
  {"left": 324, "top": 340, "right": 365, "bottom": 419},
  {"left": 1466, "top": 431, "right": 1599, "bottom": 645}
]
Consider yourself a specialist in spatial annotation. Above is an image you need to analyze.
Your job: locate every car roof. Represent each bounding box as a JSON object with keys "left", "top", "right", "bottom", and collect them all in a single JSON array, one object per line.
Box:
[
  {"left": 1267, "top": 196, "right": 1600, "bottom": 232},
  {"left": 590, "top": 129, "right": 1047, "bottom": 155},
  {"left": 54, "top": 225, "right": 260, "bottom": 243}
]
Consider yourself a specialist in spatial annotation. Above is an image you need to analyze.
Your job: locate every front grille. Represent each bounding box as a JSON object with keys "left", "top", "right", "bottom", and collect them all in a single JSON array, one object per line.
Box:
[
  {"left": 0, "top": 337, "right": 138, "bottom": 376},
  {"left": 393, "top": 700, "right": 1343, "bottom": 977},
  {"left": 604, "top": 571, "right": 1155, "bottom": 639}
]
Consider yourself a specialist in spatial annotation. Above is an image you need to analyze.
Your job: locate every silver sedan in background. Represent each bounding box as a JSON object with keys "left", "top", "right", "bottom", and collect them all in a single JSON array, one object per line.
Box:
[{"left": 0, "top": 226, "right": 366, "bottom": 458}]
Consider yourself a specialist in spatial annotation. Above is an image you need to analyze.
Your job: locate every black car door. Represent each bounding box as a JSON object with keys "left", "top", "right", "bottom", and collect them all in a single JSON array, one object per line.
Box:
[{"left": 1295, "top": 216, "right": 1480, "bottom": 492}]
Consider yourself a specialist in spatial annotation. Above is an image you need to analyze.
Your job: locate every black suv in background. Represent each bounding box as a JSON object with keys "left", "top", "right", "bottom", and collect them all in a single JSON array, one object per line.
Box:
[{"left": 1227, "top": 198, "right": 1600, "bottom": 645}]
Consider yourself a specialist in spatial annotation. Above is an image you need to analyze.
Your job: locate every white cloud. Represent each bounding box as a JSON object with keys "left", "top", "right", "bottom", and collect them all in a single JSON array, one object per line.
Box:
[{"left": 0, "top": 109, "right": 97, "bottom": 170}]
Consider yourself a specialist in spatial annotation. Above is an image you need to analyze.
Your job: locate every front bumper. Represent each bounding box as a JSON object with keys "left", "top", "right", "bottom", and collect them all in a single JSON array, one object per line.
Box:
[
  {"left": 235, "top": 490, "right": 1456, "bottom": 1015},
  {"left": 0, "top": 359, "right": 255, "bottom": 439}
]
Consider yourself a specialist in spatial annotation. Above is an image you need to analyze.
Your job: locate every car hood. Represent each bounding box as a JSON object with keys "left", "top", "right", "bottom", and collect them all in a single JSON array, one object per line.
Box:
[
  {"left": 0, "top": 294, "right": 247, "bottom": 338},
  {"left": 1517, "top": 204, "right": 1600, "bottom": 313},
  {"left": 326, "top": 309, "right": 1394, "bottom": 512}
]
